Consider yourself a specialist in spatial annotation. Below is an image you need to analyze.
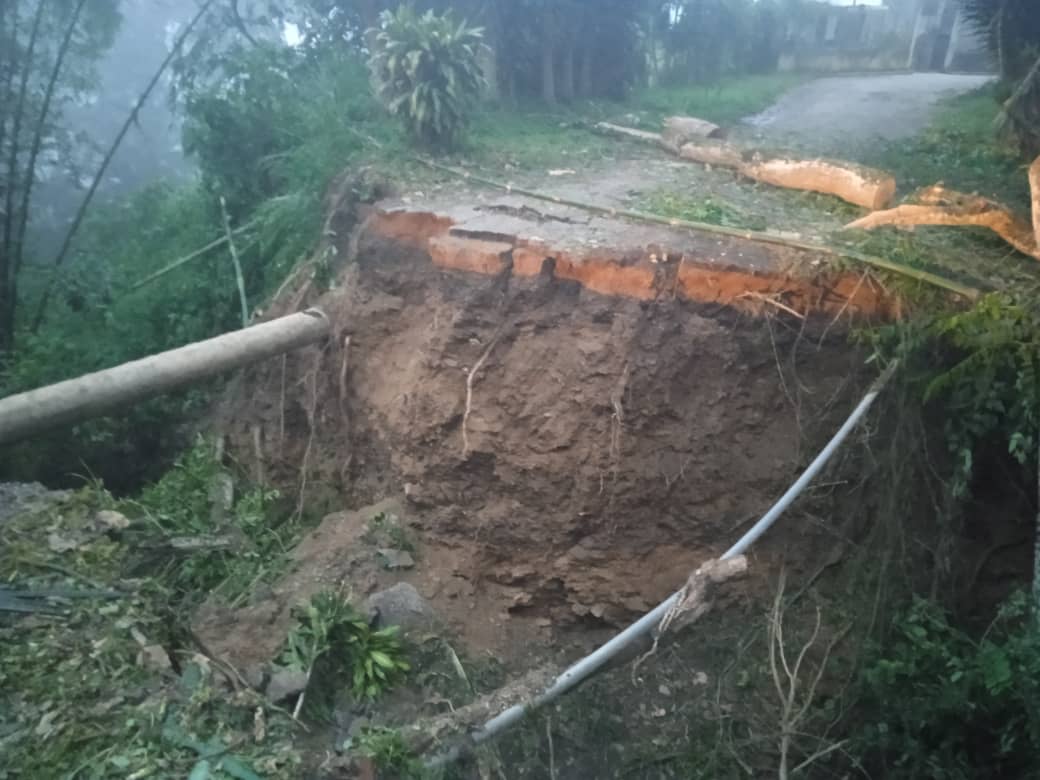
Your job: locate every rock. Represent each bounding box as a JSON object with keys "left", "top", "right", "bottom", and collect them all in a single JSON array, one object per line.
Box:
[
  {"left": 138, "top": 644, "right": 172, "bottom": 673},
  {"left": 96, "top": 510, "right": 130, "bottom": 530},
  {"left": 364, "top": 583, "right": 437, "bottom": 633},
  {"left": 266, "top": 666, "right": 309, "bottom": 703},
  {"left": 243, "top": 664, "right": 266, "bottom": 690},
  {"left": 377, "top": 548, "right": 415, "bottom": 570},
  {"left": 46, "top": 532, "right": 80, "bottom": 552}
]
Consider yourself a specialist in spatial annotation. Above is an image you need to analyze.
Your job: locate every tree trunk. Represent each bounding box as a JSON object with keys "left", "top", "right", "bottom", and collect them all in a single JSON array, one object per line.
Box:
[
  {"left": 594, "top": 121, "right": 897, "bottom": 210},
  {"left": 541, "top": 13, "right": 557, "bottom": 105},
  {"left": 1030, "top": 155, "right": 1039, "bottom": 246},
  {"left": 560, "top": 43, "right": 576, "bottom": 102},
  {"left": 579, "top": 41, "right": 593, "bottom": 98},
  {"left": 0, "top": 309, "right": 330, "bottom": 446}
]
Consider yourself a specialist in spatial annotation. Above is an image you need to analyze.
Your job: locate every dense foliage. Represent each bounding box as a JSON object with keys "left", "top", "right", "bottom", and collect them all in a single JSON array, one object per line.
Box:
[
  {"left": 369, "top": 6, "right": 486, "bottom": 148},
  {"left": 855, "top": 594, "right": 1040, "bottom": 778}
]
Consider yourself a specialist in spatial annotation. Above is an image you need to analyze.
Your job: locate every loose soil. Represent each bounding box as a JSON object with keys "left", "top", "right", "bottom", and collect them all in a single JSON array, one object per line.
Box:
[{"left": 205, "top": 196, "right": 875, "bottom": 675}]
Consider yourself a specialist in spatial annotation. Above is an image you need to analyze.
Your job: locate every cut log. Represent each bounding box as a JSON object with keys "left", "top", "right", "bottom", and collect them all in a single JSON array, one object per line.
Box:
[
  {"left": 593, "top": 121, "right": 678, "bottom": 154},
  {"left": 596, "top": 122, "right": 895, "bottom": 209},
  {"left": 740, "top": 156, "right": 897, "bottom": 211},
  {"left": 678, "top": 139, "right": 746, "bottom": 169},
  {"left": 662, "top": 115, "right": 724, "bottom": 150},
  {"left": 846, "top": 185, "right": 1040, "bottom": 261},
  {"left": 0, "top": 309, "right": 330, "bottom": 446}
]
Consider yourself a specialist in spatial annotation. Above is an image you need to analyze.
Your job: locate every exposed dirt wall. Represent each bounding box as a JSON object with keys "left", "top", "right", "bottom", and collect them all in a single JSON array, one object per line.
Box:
[{"left": 216, "top": 219, "right": 873, "bottom": 651}]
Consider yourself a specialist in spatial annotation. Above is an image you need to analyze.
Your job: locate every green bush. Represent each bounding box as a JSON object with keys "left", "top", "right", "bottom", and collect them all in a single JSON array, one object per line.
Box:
[
  {"left": 369, "top": 5, "right": 486, "bottom": 149},
  {"left": 854, "top": 594, "right": 1040, "bottom": 778}
]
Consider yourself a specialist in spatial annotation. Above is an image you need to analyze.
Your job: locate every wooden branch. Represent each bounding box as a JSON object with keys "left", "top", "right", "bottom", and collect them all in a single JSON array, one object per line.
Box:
[{"left": 846, "top": 184, "right": 1040, "bottom": 262}]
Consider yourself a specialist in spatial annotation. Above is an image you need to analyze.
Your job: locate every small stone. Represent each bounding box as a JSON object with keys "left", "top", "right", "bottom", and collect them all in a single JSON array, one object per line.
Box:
[
  {"left": 364, "top": 583, "right": 437, "bottom": 633},
  {"left": 138, "top": 644, "right": 172, "bottom": 673},
  {"left": 243, "top": 664, "right": 266, "bottom": 690},
  {"left": 536, "top": 618, "right": 552, "bottom": 628},
  {"left": 266, "top": 666, "right": 309, "bottom": 703},
  {"left": 47, "top": 532, "right": 79, "bottom": 552},
  {"left": 377, "top": 548, "right": 415, "bottom": 570},
  {"left": 96, "top": 510, "right": 130, "bottom": 530},
  {"left": 658, "top": 685, "right": 670, "bottom": 696}
]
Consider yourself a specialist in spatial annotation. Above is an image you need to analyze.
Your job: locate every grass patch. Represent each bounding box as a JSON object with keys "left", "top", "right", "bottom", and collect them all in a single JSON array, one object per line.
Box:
[
  {"left": 463, "top": 73, "right": 806, "bottom": 173},
  {"left": 865, "top": 85, "right": 1029, "bottom": 205},
  {"left": 0, "top": 484, "right": 302, "bottom": 778},
  {"left": 627, "top": 73, "right": 807, "bottom": 126},
  {"left": 638, "top": 189, "right": 768, "bottom": 230}
]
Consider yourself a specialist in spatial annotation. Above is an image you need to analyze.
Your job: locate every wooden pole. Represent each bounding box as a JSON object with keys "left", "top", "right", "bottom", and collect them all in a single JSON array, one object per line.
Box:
[{"left": 0, "top": 309, "right": 329, "bottom": 446}]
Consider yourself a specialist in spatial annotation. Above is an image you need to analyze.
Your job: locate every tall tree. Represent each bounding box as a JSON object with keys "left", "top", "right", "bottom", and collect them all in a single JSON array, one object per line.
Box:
[
  {"left": 0, "top": 0, "right": 120, "bottom": 355},
  {"left": 960, "top": 0, "right": 1040, "bottom": 155}
]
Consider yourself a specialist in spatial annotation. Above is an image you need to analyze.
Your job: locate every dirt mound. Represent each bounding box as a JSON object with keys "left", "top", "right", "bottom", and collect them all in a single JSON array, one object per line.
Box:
[{"left": 208, "top": 206, "right": 873, "bottom": 658}]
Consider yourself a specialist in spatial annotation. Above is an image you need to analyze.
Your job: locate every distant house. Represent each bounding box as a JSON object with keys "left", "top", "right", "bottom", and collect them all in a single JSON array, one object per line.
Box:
[
  {"left": 779, "top": 0, "right": 991, "bottom": 74},
  {"left": 906, "top": 0, "right": 990, "bottom": 72}
]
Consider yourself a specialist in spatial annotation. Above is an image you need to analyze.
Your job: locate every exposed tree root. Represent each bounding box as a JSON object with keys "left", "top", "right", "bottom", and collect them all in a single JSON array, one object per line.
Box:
[
  {"left": 847, "top": 164, "right": 1040, "bottom": 262},
  {"left": 461, "top": 335, "right": 501, "bottom": 457}
]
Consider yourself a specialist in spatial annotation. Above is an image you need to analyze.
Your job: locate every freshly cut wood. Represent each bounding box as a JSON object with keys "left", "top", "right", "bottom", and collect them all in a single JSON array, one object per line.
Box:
[
  {"left": 595, "top": 121, "right": 897, "bottom": 210},
  {"left": 846, "top": 183, "right": 1040, "bottom": 261},
  {"left": 662, "top": 115, "right": 724, "bottom": 149},
  {"left": 0, "top": 309, "right": 330, "bottom": 446},
  {"left": 742, "top": 156, "right": 897, "bottom": 210}
]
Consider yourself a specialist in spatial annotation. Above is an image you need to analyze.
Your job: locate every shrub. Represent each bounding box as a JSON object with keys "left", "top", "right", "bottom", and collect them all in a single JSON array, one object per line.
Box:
[
  {"left": 368, "top": 5, "right": 486, "bottom": 150},
  {"left": 854, "top": 594, "right": 1040, "bottom": 778}
]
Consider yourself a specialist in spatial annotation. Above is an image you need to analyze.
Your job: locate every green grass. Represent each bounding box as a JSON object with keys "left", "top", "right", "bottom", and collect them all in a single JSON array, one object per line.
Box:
[
  {"left": 626, "top": 72, "right": 807, "bottom": 126},
  {"left": 462, "top": 73, "right": 806, "bottom": 172},
  {"left": 866, "top": 85, "right": 1029, "bottom": 205}
]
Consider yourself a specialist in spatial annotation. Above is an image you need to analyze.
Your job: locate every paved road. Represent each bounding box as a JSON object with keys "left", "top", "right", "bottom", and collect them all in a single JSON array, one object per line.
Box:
[{"left": 741, "top": 72, "right": 993, "bottom": 154}]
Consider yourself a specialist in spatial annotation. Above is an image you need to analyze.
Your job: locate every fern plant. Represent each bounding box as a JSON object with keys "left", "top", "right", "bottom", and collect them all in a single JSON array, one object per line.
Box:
[{"left": 368, "top": 6, "right": 486, "bottom": 149}]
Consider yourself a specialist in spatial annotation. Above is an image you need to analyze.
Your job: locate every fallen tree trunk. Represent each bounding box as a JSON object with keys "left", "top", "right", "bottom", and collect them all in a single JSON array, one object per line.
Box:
[
  {"left": 678, "top": 139, "right": 746, "bottom": 169},
  {"left": 593, "top": 121, "right": 678, "bottom": 153},
  {"left": 846, "top": 182, "right": 1040, "bottom": 261},
  {"left": 741, "top": 155, "right": 897, "bottom": 211},
  {"left": 0, "top": 309, "right": 330, "bottom": 446},
  {"left": 662, "top": 115, "right": 724, "bottom": 149},
  {"left": 594, "top": 121, "right": 896, "bottom": 210}
]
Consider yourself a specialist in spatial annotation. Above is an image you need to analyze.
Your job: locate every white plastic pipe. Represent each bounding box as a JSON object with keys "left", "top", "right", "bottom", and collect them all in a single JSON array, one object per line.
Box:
[
  {"left": 0, "top": 309, "right": 330, "bottom": 446},
  {"left": 427, "top": 360, "right": 899, "bottom": 766}
]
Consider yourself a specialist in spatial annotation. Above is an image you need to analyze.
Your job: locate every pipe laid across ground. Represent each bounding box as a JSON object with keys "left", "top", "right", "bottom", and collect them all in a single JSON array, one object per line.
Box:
[
  {"left": 427, "top": 360, "right": 900, "bottom": 767},
  {"left": 0, "top": 309, "right": 329, "bottom": 446}
]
